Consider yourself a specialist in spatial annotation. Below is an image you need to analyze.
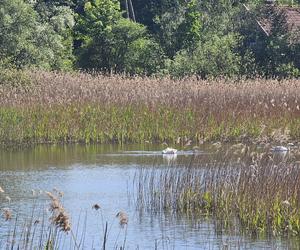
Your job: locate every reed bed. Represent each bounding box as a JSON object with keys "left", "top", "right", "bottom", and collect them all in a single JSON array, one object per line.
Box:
[
  {"left": 0, "top": 70, "right": 300, "bottom": 145},
  {"left": 135, "top": 148, "right": 300, "bottom": 236}
]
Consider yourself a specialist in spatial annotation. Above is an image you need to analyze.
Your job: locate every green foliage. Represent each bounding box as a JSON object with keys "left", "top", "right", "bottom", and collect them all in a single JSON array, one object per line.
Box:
[
  {"left": 155, "top": 1, "right": 201, "bottom": 57},
  {"left": 131, "top": 0, "right": 180, "bottom": 32},
  {"left": 166, "top": 33, "right": 241, "bottom": 78},
  {"left": 0, "top": 0, "right": 38, "bottom": 67},
  {"left": 239, "top": 3, "right": 300, "bottom": 77},
  {"left": 75, "top": 1, "right": 163, "bottom": 74},
  {"left": 275, "top": 63, "right": 300, "bottom": 78},
  {"left": 0, "top": 0, "right": 74, "bottom": 70},
  {"left": 33, "top": 1, "right": 75, "bottom": 69},
  {"left": 177, "top": 0, "right": 202, "bottom": 49},
  {"left": 154, "top": 6, "right": 185, "bottom": 57},
  {"left": 75, "top": 0, "right": 122, "bottom": 70},
  {"left": 1, "top": 0, "right": 300, "bottom": 77},
  {"left": 112, "top": 19, "right": 164, "bottom": 75}
]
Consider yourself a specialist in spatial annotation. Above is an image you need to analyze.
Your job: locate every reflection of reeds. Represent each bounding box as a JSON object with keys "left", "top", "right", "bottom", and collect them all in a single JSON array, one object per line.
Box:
[
  {"left": 135, "top": 149, "right": 300, "bottom": 235},
  {"left": 0, "top": 71, "right": 299, "bottom": 145}
]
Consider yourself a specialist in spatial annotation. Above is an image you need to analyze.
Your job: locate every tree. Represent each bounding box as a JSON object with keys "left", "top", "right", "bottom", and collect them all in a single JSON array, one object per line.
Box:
[
  {"left": 177, "top": 0, "right": 201, "bottom": 49},
  {"left": 111, "top": 19, "right": 164, "bottom": 74},
  {"left": 166, "top": 33, "right": 241, "bottom": 78},
  {"left": 75, "top": 0, "right": 122, "bottom": 70},
  {"left": 75, "top": 0, "right": 164, "bottom": 74},
  {"left": 0, "top": 0, "right": 38, "bottom": 67},
  {"left": 238, "top": 3, "right": 300, "bottom": 77},
  {"left": 33, "top": 1, "right": 75, "bottom": 69},
  {"left": 131, "top": 0, "right": 180, "bottom": 32},
  {"left": 154, "top": 6, "right": 185, "bottom": 57},
  {"left": 0, "top": 0, "right": 74, "bottom": 70}
]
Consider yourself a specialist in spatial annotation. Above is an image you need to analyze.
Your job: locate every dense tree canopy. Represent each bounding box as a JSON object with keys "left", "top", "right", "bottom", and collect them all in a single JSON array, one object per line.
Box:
[
  {"left": 0, "top": 0, "right": 74, "bottom": 69},
  {"left": 1, "top": 0, "right": 299, "bottom": 77}
]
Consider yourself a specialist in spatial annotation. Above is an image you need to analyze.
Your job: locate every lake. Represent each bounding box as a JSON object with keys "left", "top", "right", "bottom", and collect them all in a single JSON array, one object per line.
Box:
[{"left": 0, "top": 144, "right": 299, "bottom": 249}]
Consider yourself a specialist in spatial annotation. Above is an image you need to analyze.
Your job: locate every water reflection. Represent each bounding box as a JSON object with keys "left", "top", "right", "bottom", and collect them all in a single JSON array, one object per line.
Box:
[{"left": 0, "top": 144, "right": 299, "bottom": 249}]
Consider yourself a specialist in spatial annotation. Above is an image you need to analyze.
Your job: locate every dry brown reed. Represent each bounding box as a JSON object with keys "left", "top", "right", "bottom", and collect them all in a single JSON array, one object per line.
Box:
[
  {"left": 46, "top": 191, "right": 71, "bottom": 232},
  {"left": 0, "top": 70, "right": 299, "bottom": 145},
  {"left": 0, "top": 71, "right": 298, "bottom": 116},
  {"left": 1, "top": 187, "right": 131, "bottom": 249},
  {"left": 116, "top": 211, "right": 128, "bottom": 226},
  {"left": 2, "top": 208, "right": 12, "bottom": 221}
]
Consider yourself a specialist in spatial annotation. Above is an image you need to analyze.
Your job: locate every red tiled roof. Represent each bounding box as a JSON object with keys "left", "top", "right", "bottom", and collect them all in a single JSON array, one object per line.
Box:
[
  {"left": 260, "top": 6, "right": 300, "bottom": 34},
  {"left": 283, "top": 7, "right": 300, "bottom": 31}
]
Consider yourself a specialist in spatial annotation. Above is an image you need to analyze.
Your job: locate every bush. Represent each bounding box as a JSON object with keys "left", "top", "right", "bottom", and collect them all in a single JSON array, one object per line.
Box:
[
  {"left": 166, "top": 33, "right": 241, "bottom": 78},
  {"left": 275, "top": 63, "right": 300, "bottom": 78}
]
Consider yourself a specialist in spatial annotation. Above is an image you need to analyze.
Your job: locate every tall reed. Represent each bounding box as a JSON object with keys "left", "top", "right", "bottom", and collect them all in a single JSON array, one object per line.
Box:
[
  {"left": 135, "top": 148, "right": 300, "bottom": 235},
  {"left": 0, "top": 70, "right": 299, "bottom": 145},
  {"left": 1, "top": 189, "right": 129, "bottom": 249}
]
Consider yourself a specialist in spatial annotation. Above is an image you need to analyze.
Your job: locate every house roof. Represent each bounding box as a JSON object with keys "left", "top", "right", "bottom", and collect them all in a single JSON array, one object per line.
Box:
[
  {"left": 260, "top": 6, "right": 300, "bottom": 35},
  {"left": 282, "top": 7, "right": 300, "bottom": 30}
]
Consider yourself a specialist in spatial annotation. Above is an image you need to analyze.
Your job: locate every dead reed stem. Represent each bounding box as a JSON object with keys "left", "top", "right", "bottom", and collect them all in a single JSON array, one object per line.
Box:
[{"left": 0, "top": 71, "right": 299, "bottom": 145}]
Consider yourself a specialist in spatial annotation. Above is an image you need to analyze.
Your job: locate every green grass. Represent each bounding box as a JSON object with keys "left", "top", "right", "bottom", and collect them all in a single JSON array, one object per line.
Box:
[
  {"left": 0, "top": 104, "right": 298, "bottom": 146},
  {"left": 0, "top": 70, "right": 299, "bottom": 146},
  {"left": 135, "top": 150, "right": 300, "bottom": 236}
]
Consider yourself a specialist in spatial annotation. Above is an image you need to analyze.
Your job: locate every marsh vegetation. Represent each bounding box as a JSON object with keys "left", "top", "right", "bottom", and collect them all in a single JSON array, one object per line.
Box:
[
  {"left": 136, "top": 145, "right": 300, "bottom": 236},
  {"left": 1, "top": 144, "right": 300, "bottom": 249},
  {"left": 0, "top": 71, "right": 299, "bottom": 146},
  {"left": 1, "top": 0, "right": 300, "bottom": 248}
]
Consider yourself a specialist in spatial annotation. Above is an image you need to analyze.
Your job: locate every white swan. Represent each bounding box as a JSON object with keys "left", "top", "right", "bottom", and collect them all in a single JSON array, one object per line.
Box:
[
  {"left": 162, "top": 147, "right": 178, "bottom": 154},
  {"left": 163, "top": 153, "right": 177, "bottom": 164}
]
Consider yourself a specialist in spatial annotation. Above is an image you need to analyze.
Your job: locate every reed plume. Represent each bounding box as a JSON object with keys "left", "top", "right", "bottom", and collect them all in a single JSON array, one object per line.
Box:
[
  {"left": 46, "top": 191, "right": 71, "bottom": 232},
  {"left": 116, "top": 211, "right": 128, "bottom": 226},
  {"left": 3, "top": 208, "right": 12, "bottom": 221}
]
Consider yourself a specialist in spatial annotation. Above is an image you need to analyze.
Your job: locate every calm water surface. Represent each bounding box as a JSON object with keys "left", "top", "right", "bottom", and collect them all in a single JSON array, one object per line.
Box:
[{"left": 0, "top": 144, "right": 299, "bottom": 249}]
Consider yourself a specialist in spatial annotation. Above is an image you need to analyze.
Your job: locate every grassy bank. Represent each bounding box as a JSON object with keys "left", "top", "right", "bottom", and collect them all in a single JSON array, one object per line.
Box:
[{"left": 0, "top": 70, "right": 300, "bottom": 146}]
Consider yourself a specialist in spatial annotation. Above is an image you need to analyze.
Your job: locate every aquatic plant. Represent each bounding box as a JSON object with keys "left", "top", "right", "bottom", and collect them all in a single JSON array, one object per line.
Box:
[
  {"left": 1, "top": 188, "right": 130, "bottom": 249},
  {"left": 0, "top": 71, "right": 299, "bottom": 145},
  {"left": 135, "top": 148, "right": 300, "bottom": 236}
]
